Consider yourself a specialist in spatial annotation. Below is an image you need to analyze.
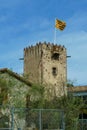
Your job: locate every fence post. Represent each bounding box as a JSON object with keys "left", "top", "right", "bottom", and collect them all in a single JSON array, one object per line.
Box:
[
  {"left": 11, "top": 107, "right": 14, "bottom": 130},
  {"left": 82, "top": 113, "right": 83, "bottom": 130},
  {"left": 39, "top": 109, "right": 42, "bottom": 130},
  {"left": 62, "top": 111, "right": 65, "bottom": 130}
]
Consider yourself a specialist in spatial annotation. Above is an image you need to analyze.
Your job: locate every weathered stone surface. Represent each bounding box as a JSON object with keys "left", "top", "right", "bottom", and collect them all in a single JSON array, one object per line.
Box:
[{"left": 24, "top": 42, "right": 67, "bottom": 96}]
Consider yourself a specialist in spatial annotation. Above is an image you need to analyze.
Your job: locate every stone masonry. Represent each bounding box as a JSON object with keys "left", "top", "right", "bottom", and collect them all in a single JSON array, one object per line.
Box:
[{"left": 24, "top": 42, "right": 67, "bottom": 96}]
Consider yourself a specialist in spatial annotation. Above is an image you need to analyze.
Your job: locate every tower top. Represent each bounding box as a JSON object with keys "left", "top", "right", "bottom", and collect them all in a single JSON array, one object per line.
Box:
[{"left": 24, "top": 41, "right": 66, "bottom": 52}]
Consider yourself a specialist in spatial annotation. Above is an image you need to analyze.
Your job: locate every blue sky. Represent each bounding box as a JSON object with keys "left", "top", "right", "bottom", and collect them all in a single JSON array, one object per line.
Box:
[{"left": 0, "top": 0, "right": 87, "bottom": 85}]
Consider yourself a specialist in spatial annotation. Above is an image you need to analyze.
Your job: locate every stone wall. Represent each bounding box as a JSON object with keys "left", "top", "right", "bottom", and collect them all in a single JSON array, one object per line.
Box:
[
  {"left": 24, "top": 42, "right": 42, "bottom": 83},
  {"left": 24, "top": 42, "right": 67, "bottom": 96}
]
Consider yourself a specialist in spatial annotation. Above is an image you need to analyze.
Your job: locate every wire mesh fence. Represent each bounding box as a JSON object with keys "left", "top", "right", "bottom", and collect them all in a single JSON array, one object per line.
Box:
[
  {"left": 13, "top": 108, "right": 65, "bottom": 130},
  {"left": 0, "top": 107, "right": 65, "bottom": 130},
  {"left": 0, "top": 107, "right": 87, "bottom": 130},
  {"left": 77, "top": 119, "right": 87, "bottom": 130}
]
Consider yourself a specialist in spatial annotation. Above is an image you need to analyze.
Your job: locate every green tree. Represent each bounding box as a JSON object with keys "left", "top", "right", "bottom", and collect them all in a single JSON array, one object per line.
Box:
[
  {"left": 0, "top": 72, "right": 86, "bottom": 129},
  {"left": 29, "top": 85, "right": 86, "bottom": 130},
  {"left": 0, "top": 73, "right": 28, "bottom": 107},
  {"left": 0, "top": 78, "right": 9, "bottom": 105}
]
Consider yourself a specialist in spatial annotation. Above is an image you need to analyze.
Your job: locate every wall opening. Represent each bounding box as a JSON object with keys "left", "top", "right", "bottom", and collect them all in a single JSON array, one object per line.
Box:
[
  {"left": 51, "top": 53, "right": 60, "bottom": 60},
  {"left": 52, "top": 67, "right": 57, "bottom": 76}
]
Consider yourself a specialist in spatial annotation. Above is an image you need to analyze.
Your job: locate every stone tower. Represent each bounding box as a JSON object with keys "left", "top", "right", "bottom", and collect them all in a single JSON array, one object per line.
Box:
[{"left": 24, "top": 42, "right": 67, "bottom": 96}]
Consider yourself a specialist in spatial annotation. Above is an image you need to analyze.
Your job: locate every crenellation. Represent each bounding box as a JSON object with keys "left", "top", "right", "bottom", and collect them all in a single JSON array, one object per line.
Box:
[
  {"left": 39, "top": 41, "right": 42, "bottom": 45},
  {"left": 43, "top": 41, "right": 47, "bottom": 44},
  {"left": 33, "top": 46, "right": 36, "bottom": 56},
  {"left": 35, "top": 44, "right": 38, "bottom": 57}
]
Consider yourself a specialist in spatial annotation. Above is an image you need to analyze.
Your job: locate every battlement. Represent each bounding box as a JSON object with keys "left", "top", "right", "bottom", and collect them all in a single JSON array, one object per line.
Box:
[{"left": 24, "top": 42, "right": 66, "bottom": 58}]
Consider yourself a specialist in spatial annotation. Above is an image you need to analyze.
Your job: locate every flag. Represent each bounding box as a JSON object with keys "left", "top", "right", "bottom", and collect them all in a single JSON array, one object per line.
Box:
[{"left": 55, "top": 19, "right": 66, "bottom": 31}]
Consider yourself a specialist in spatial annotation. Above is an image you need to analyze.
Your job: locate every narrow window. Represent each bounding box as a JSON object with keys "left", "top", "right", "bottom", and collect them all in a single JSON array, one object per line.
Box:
[
  {"left": 51, "top": 53, "right": 59, "bottom": 60},
  {"left": 52, "top": 67, "right": 57, "bottom": 76}
]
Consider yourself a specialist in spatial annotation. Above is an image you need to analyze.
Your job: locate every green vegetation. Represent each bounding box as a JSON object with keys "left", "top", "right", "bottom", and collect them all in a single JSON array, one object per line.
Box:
[
  {"left": 30, "top": 92, "right": 86, "bottom": 129},
  {"left": 0, "top": 73, "right": 28, "bottom": 107},
  {"left": 0, "top": 72, "right": 87, "bottom": 129}
]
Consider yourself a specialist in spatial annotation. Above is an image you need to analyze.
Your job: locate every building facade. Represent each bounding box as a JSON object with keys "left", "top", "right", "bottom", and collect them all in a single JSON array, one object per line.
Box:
[{"left": 24, "top": 42, "right": 67, "bottom": 96}]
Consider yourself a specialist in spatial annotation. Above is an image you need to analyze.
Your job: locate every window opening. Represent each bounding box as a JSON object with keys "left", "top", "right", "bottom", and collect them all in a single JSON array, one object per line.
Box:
[
  {"left": 51, "top": 53, "right": 59, "bottom": 60},
  {"left": 52, "top": 67, "right": 57, "bottom": 76}
]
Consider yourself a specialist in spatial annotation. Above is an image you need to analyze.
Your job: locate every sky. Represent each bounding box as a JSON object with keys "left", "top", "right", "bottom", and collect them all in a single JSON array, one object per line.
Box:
[{"left": 0, "top": 0, "right": 87, "bottom": 85}]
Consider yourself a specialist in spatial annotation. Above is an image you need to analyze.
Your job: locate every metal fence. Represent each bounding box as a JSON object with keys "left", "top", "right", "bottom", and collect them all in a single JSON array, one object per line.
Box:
[
  {"left": 0, "top": 107, "right": 65, "bottom": 130},
  {"left": 0, "top": 107, "right": 87, "bottom": 130},
  {"left": 77, "top": 119, "right": 87, "bottom": 130},
  {"left": 13, "top": 108, "right": 65, "bottom": 130}
]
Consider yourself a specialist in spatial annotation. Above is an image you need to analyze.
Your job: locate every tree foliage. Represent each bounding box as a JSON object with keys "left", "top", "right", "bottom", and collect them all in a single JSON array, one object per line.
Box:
[
  {"left": 0, "top": 72, "right": 87, "bottom": 129},
  {"left": 0, "top": 73, "right": 28, "bottom": 107}
]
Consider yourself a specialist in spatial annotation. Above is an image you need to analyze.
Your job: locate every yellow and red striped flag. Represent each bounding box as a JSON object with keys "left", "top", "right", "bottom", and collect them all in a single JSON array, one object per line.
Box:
[{"left": 55, "top": 19, "right": 66, "bottom": 31}]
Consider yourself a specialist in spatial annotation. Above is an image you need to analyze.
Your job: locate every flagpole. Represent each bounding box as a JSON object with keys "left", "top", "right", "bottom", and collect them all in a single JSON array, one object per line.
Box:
[
  {"left": 54, "top": 18, "right": 66, "bottom": 44},
  {"left": 54, "top": 18, "right": 57, "bottom": 44}
]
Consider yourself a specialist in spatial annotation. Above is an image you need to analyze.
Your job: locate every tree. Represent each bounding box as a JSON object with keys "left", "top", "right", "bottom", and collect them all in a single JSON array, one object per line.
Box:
[
  {"left": 0, "top": 78, "right": 9, "bottom": 105},
  {"left": 0, "top": 72, "right": 86, "bottom": 129},
  {"left": 0, "top": 73, "right": 28, "bottom": 107},
  {"left": 28, "top": 84, "right": 86, "bottom": 130}
]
